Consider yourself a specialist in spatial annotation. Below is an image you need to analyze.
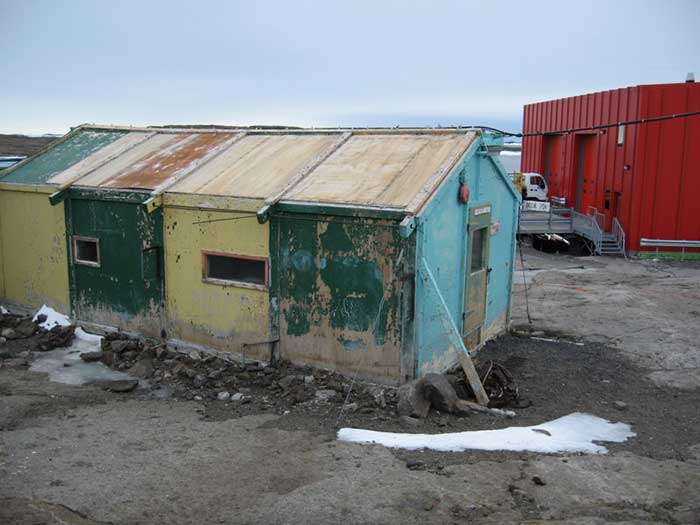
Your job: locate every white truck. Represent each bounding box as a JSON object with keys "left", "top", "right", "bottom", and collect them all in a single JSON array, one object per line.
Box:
[{"left": 513, "top": 172, "right": 549, "bottom": 202}]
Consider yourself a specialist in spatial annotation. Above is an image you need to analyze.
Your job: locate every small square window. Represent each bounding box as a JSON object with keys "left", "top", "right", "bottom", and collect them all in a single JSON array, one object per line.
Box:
[
  {"left": 202, "top": 252, "right": 268, "bottom": 289},
  {"left": 73, "top": 236, "right": 100, "bottom": 267}
]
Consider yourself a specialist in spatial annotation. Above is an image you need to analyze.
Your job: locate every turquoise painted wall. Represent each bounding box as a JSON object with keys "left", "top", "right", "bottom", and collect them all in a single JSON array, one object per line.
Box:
[
  {"left": 1, "top": 130, "right": 125, "bottom": 184},
  {"left": 414, "top": 136, "right": 519, "bottom": 376}
]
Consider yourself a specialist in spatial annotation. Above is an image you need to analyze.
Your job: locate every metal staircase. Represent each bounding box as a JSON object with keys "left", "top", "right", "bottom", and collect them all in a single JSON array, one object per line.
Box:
[
  {"left": 600, "top": 232, "right": 625, "bottom": 256},
  {"left": 519, "top": 206, "right": 627, "bottom": 257}
]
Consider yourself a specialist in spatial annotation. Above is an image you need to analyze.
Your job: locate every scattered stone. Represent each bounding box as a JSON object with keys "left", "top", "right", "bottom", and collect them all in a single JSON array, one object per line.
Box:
[
  {"left": 102, "top": 379, "right": 139, "bottom": 393},
  {"left": 100, "top": 350, "right": 114, "bottom": 366},
  {"left": 0, "top": 336, "right": 6, "bottom": 344},
  {"left": 304, "top": 375, "right": 315, "bottom": 384},
  {"left": 194, "top": 395, "right": 203, "bottom": 401},
  {"left": 263, "top": 367, "right": 276, "bottom": 375},
  {"left": 231, "top": 393, "right": 244, "bottom": 401},
  {"left": 37, "top": 325, "right": 76, "bottom": 351},
  {"left": 614, "top": 401, "right": 628, "bottom": 411},
  {"left": 208, "top": 369, "right": 222, "bottom": 380},
  {"left": 530, "top": 330, "right": 546, "bottom": 337},
  {"left": 1, "top": 328, "right": 16, "bottom": 339},
  {"left": 79, "top": 351, "right": 103, "bottom": 363},
  {"left": 397, "top": 379, "right": 431, "bottom": 419},
  {"left": 278, "top": 375, "right": 298, "bottom": 389},
  {"left": 437, "top": 416, "right": 448, "bottom": 427},
  {"left": 399, "top": 415, "right": 422, "bottom": 428},
  {"left": 110, "top": 340, "right": 136, "bottom": 354},
  {"left": 217, "top": 391, "right": 230, "bottom": 401},
  {"left": 370, "top": 388, "right": 387, "bottom": 408},
  {"left": 532, "top": 476, "right": 546, "bottom": 486},
  {"left": 155, "top": 346, "right": 169, "bottom": 359},
  {"left": 14, "top": 317, "right": 38, "bottom": 337},
  {"left": 343, "top": 402, "right": 359, "bottom": 413},
  {"left": 193, "top": 374, "right": 208, "bottom": 388},
  {"left": 406, "top": 459, "right": 425, "bottom": 470},
  {"left": 315, "top": 389, "right": 338, "bottom": 402},
  {"left": 129, "top": 358, "right": 154, "bottom": 379},
  {"left": 246, "top": 363, "right": 264, "bottom": 372},
  {"left": 422, "top": 373, "right": 459, "bottom": 413}
]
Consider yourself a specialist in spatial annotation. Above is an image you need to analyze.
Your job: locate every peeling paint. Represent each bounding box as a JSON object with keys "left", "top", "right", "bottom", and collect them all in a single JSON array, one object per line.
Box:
[
  {"left": 274, "top": 215, "right": 409, "bottom": 383},
  {"left": 67, "top": 190, "right": 164, "bottom": 335},
  {"left": 163, "top": 205, "right": 272, "bottom": 358}
]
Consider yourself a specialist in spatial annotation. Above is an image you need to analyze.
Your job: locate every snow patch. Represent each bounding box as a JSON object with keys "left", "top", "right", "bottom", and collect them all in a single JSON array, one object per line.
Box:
[
  {"left": 338, "top": 413, "right": 635, "bottom": 454},
  {"left": 0, "top": 305, "right": 8, "bottom": 314},
  {"left": 33, "top": 304, "right": 71, "bottom": 329},
  {"left": 29, "top": 347, "right": 133, "bottom": 386},
  {"left": 29, "top": 305, "right": 136, "bottom": 386}
]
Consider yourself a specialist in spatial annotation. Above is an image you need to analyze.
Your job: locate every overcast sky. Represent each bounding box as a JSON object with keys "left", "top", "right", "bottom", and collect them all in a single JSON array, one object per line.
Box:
[{"left": 1, "top": 0, "right": 698, "bottom": 135}]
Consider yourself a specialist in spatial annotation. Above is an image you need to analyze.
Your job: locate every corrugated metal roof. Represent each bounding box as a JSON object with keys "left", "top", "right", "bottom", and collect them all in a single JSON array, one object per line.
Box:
[
  {"left": 60, "top": 131, "right": 239, "bottom": 191},
  {"left": 283, "top": 132, "right": 478, "bottom": 209},
  {"left": 13, "top": 125, "right": 480, "bottom": 213},
  {"left": 168, "top": 133, "right": 343, "bottom": 198},
  {"left": 0, "top": 130, "right": 126, "bottom": 184}
]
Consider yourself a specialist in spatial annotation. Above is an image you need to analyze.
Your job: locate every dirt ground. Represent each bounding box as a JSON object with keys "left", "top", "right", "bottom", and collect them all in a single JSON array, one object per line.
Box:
[{"left": 1, "top": 243, "right": 700, "bottom": 524}]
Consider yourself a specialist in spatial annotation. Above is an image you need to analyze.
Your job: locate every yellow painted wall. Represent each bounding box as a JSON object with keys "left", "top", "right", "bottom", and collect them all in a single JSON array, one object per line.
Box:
[
  {"left": 163, "top": 205, "right": 272, "bottom": 358},
  {"left": 0, "top": 188, "right": 70, "bottom": 312}
]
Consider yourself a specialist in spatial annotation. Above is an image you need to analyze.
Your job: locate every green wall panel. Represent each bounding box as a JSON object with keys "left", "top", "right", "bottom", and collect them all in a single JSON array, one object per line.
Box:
[{"left": 66, "top": 191, "right": 164, "bottom": 330}]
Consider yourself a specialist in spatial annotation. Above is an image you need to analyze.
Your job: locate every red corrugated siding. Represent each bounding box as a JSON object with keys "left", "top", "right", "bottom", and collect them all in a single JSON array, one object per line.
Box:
[{"left": 522, "top": 82, "right": 700, "bottom": 251}]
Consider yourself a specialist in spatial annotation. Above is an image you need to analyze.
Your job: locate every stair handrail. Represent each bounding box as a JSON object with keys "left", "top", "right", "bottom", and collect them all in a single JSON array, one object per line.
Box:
[
  {"left": 585, "top": 205, "right": 606, "bottom": 231},
  {"left": 572, "top": 210, "right": 603, "bottom": 254},
  {"left": 612, "top": 217, "right": 626, "bottom": 259}
]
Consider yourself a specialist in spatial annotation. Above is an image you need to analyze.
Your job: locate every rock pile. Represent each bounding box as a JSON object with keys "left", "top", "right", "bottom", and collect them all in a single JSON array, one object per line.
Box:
[
  {"left": 98, "top": 332, "right": 398, "bottom": 412},
  {"left": 0, "top": 311, "right": 77, "bottom": 363}
]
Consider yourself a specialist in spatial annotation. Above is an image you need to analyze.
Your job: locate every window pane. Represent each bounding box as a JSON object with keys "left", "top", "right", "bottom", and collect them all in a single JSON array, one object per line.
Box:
[
  {"left": 75, "top": 238, "right": 99, "bottom": 264},
  {"left": 470, "top": 228, "right": 487, "bottom": 272},
  {"left": 206, "top": 254, "right": 266, "bottom": 285}
]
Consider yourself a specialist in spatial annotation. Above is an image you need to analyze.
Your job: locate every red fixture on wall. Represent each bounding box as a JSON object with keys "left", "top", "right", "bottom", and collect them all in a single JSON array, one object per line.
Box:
[{"left": 459, "top": 183, "right": 470, "bottom": 204}]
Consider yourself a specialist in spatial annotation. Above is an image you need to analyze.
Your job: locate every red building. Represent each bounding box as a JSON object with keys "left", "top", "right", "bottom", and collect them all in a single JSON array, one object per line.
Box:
[{"left": 521, "top": 81, "right": 700, "bottom": 253}]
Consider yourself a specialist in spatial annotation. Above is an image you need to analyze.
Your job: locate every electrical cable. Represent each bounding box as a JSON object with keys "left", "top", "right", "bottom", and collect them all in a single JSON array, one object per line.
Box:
[{"left": 473, "top": 109, "right": 700, "bottom": 138}]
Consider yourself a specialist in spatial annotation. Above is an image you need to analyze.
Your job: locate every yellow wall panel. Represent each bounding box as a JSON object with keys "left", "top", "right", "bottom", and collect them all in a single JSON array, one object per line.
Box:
[
  {"left": 164, "top": 206, "right": 271, "bottom": 357},
  {"left": 0, "top": 189, "right": 70, "bottom": 312}
]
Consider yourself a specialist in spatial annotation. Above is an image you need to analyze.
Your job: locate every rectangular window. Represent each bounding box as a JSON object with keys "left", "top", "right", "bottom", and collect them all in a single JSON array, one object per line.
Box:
[
  {"left": 470, "top": 227, "right": 487, "bottom": 273},
  {"left": 73, "top": 236, "right": 100, "bottom": 267},
  {"left": 202, "top": 251, "right": 268, "bottom": 288},
  {"left": 617, "top": 125, "right": 625, "bottom": 146}
]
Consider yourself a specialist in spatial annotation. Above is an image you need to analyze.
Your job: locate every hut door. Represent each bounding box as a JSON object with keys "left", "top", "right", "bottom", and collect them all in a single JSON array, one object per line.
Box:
[{"left": 463, "top": 205, "right": 491, "bottom": 349}]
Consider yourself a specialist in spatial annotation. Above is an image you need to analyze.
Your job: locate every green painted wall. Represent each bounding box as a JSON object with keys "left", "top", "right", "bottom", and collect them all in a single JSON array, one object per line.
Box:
[
  {"left": 66, "top": 190, "right": 164, "bottom": 336},
  {"left": 272, "top": 214, "right": 415, "bottom": 384},
  {"left": 1, "top": 130, "right": 125, "bottom": 184}
]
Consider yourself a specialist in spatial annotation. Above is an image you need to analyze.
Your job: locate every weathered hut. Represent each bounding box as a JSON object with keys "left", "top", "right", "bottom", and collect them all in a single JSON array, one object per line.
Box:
[
  {"left": 45, "top": 128, "right": 239, "bottom": 336},
  {"left": 0, "top": 125, "right": 519, "bottom": 385},
  {"left": 268, "top": 130, "right": 520, "bottom": 383}
]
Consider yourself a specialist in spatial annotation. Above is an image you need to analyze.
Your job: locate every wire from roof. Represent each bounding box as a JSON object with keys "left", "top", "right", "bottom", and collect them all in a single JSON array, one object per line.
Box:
[{"left": 479, "top": 110, "right": 700, "bottom": 138}]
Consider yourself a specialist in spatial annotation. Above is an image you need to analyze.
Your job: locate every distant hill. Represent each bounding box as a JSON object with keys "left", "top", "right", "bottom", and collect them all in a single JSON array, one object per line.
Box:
[{"left": 0, "top": 134, "right": 58, "bottom": 158}]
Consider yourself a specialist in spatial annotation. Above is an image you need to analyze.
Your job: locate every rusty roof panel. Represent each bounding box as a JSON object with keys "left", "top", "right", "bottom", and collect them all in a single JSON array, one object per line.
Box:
[
  {"left": 71, "top": 133, "right": 184, "bottom": 188},
  {"left": 99, "top": 132, "right": 239, "bottom": 190},
  {"left": 283, "top": 133, "right": 477, "bottom": 208},
  {"left": 169, "top": 133, "right": 342, "bottom": 198},
  {"left": 47, "top": 132, "right": 154, "bottom": 186}
]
